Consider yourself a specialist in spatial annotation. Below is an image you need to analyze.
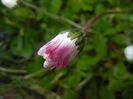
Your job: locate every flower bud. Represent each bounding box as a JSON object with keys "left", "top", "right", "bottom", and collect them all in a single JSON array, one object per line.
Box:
[
  {"left": 124, "top": 45, "right": 133, "bottom": 61},
  {"left": 1, "top": 0, "right": 18, "bottom": 8},
  {"left": 38, "top": 31, "right": 84, "bottom": 70}
]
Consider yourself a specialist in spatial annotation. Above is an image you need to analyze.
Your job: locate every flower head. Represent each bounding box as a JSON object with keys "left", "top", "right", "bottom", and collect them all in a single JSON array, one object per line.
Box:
[
  {"left": 124, "top": 45, "right": 133, "bottom": 61},
  {"left": 38, "top": 31, "right": 84, "bottom": 70},
  {"left": 1, "top": 0, "right": 18, "bottom": 8}
]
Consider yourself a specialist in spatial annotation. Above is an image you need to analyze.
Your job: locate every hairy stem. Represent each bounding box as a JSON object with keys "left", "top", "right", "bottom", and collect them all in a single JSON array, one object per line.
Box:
[{"left": 81, "top": 11, "right": 133, "bottom": 32}]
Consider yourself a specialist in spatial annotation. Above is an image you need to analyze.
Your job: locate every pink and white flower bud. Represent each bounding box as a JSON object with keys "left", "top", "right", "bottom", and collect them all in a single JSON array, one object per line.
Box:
[{"left": 38, "top": 32, "right": 79, "bottom": 70}]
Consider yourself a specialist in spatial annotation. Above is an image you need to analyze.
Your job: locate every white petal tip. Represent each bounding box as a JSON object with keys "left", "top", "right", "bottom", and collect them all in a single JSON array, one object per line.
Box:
[{"left": 43, "top": 61, "right": 50, "bottom": 68}]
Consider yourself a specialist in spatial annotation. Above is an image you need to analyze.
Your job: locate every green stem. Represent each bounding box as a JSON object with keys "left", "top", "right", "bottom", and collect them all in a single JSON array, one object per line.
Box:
[
  {"left": 23, "top": 2, "right": 82, "bottom": 29},
  {"left": 0, "top": 66, "right": 27, "bottom": 74},
  {"left": 24, "top": 69, "right": 48, "bottom": 79},
  {"left": 75, "top": 73, "right": 93, "bottom": 92}
]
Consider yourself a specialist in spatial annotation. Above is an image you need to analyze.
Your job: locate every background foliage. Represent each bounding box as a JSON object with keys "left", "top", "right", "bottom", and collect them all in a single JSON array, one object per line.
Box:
[{"left": 0, "top": 0, "right": 133, "bottom": 99}]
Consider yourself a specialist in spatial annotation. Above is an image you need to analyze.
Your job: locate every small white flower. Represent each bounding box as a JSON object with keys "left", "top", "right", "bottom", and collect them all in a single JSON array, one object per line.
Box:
[
  {"left": 124, "top": 45, "right": 133, "bottom": 61},
  {"left": 1, "top": 0, "right": 18, "bottom": 8}
]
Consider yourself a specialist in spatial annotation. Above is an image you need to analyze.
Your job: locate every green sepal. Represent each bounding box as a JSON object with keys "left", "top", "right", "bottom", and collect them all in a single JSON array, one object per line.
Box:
[
  {"left": 67, "top": 30, "right": 82, "bottom": 40},
  {"left": 59, "top": 30, "right": 69, "bottom": 34},
  {"left": 75, "top": 36, "right": 84, "bottom": 45}
]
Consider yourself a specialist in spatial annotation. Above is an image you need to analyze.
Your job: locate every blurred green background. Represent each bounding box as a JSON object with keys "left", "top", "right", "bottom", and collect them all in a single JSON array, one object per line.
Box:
[{"left": 0, "top": 0, "right": 133, "bottom": 99}]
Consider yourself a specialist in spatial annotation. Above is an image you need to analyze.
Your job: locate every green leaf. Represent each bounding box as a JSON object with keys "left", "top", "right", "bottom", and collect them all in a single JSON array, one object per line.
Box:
[
  {"left": 63, "top": 72, "right": 81, "bottom": 88},
  {"left": 13, "top": 8, "right": 34, "bottom": 21},
  {"left": 40, "top": 73, "right": 56, "bottom": 89},
  {"left": 109, "top": 79, "right": 126, "bottom": 91},
  {"left": 112, "top": 62, "right": 131, "bottom": 80},
  {"left": 85, "top": 81, "right": 98, "bottom": 99},
  {"left": 100, "top": 87, "right": 115, "bottom": 99},
  {"left": 49, "top": 0, "right": 62, "bottom": 14},
  {"left": 94, "top": 33, "right": 108, "bottom": 58},
  {"left": 77, "top": 54, "right": 99, "bottom": 71},
  {"left": 98, "top": 18, "right": 115, "bottom": 35},
  {"left": 95, "top": 4, "right": 105, "bottom": 14},
  {"left": 11, "top": 36, "right": 33, "bottom": 58},
  {"left": 122, "top": 80, "right": 133, "bottom": 99},
  {"left": 69, "top": 0, "right": 84, "bottom": 12},
  {"left": 115, "top": 21, "right": 130, "bottom": 32},
  {"left": 64, "top": 89, "right": 77, "bottom": 99},
  {"left": 112, "top": 34, "right": 130, "bottom": 45},
  {"left": 26, "top": 56, "right": 43, "bottom": 73}
]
